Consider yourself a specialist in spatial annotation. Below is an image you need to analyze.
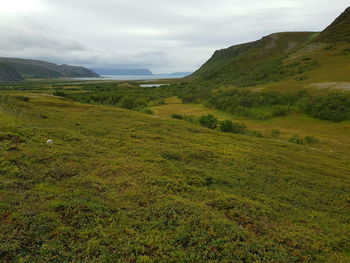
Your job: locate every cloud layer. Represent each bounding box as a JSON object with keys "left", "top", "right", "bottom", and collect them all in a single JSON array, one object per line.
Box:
[{"left": 0, "top": 0, "right": 348, "bottom": 73}]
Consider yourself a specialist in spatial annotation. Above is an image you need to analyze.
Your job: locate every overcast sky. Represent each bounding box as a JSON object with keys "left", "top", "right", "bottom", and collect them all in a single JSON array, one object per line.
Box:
[{"left": 0, "top": 0, "right": 348, "bottom": 73}]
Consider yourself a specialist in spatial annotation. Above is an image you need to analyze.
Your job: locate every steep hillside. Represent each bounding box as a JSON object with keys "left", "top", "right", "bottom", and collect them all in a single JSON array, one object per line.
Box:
[
  {"left": 316, "top": 7, "right": 350, "bottom": 42},
  {"left": 191, "top": 7, "right": 350, "bottom": 87},
  {"left": 281, "top": 7, "right": 350, "bottom": 83},
  {"left": 0, "top": 63, "right": 23, "bottom": 82},
  {"left": 191, "top": 32, "right": 317, "bottom": 86},
  {"left": 0, "top": 58, "right": 100, "bottom": 78}
]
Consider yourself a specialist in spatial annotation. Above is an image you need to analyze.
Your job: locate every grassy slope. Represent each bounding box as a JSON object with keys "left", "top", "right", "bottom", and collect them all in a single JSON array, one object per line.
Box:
[
  {"left": 190, "top": 32, "right": 318, "bottom": 86},
  {"left": 151, "top": 97, "right": 350, "bottom": 153},
  {"left": 190, "top": 7, "right": 350, "bottom": 88},
  {"left": 1, "top": 93, "right": 350, "bottom": 262}
]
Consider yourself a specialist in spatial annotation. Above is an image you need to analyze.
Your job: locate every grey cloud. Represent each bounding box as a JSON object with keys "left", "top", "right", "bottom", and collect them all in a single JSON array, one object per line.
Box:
[{"left": 0, "top": 0, "right": 349, "bottom": 73}]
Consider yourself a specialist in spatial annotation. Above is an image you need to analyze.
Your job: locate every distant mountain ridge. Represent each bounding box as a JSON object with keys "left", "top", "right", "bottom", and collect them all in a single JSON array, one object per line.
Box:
[
  {"left": 0, "top": 63, "right": 24, "bottom": 82},
  {"left": 0, "top": 57, "right": 99, "bottom": 79},
  {"left": 92, "top": 68, "right": 153, "bottom": 76},
  {"left": 190, "top": 6, "right": 350, "bottom": 86}
]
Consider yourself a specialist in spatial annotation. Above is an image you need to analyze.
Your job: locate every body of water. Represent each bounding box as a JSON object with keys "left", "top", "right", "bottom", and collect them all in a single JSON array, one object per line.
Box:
[
  {"left": 77, "top": 74, "right": 188, "bottom": 81},
  {"left": 139, "top": 84, "right": 169, "bottom": 87}
]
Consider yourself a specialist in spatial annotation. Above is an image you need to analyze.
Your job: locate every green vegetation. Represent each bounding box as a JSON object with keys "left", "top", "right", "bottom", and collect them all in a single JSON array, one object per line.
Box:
[
  {"left": 189, "top": 8, "right": 350, "bottom": 87},
  {"left": 301, "top": 93, "right": 350, "bottom": 122},
  {"left": 173, "top": 85, "right": 350, "bottom": 122},
  {"left": 198, "top": 114, "right": 218, "bottom": 129},
  {"left": 59, "top": 84, "right": 172, "bottom": 113},
  {"left": 0, "top": 91, "right": 349, "bottom": 262},
  {"left": 218, "top": 119, "right": 247, "bottom": 134},
  {"left": 288, "top": 135, "right": 320, "bottom": 145},
  {"left": 0, "top": 6, "right": 350, "bottom": 263},
  {"left": 189, "top": 32, "right": 319, "bottom": 86},
  {"left": 316, "top": 7, "right": 350, "bottom": 42}
]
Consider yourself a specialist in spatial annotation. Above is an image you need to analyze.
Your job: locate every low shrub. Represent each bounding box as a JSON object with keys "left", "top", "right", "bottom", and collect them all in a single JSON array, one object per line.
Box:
[
  {"left": 289, "top": 135, "right": 304, "bottom": 145},
  {"left": 141, "top": 108, "right": 154, "bottom": 115},
  {"left": 53, "top": 90, "right": 67, "bottom": 97},
  {"left": 306, "top": 93, "right": 350, "bottom": 122},
  {"left": 198, "top": 114, "right": 218, "bottom": 129},
  {"left": 218, "top": 120, "right": 235, "bottom": 132},
  {"left": 304, "top": 136, "right": 320, "bottom": 144},
  {"left": 13, "top": 96, "right": 30, "bottom": 102},
  {"left": 271, "top": 105, "right": 290, "bottom": 117},
  {"left": 171, "top": 114, "right": 184, "bottom": 120}
]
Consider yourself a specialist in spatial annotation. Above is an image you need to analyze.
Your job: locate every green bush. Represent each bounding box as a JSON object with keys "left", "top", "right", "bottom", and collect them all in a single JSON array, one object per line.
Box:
[
  {"left": 219, "top": 120, "right": 247, "bottom": 134},
  {"left": 171, "top": 114, "right": 184, "bottom": 120},
  {"left": 13, "top": 96, "right": 30, "bottom": 102},
  {"left": 306, "top": 93, "right": 350, "bottom": 122},
  {"left": 141, "top": 108, "right": 154, "bottom": 115},
  {"left": 271, "top": 105, "right": 290, "bottom": 116},
  {"left": 198, "top": 114, "right": 218, "bottom": 129},
  {"left": 304, "top": 136, "right": 320, "bottom": 144},
  {"left": 183, "top": 115, "right": 196, "bottom": 123},
  {"left": 218, "top": 120, "right": 235, "bottom": 132},
  {"left": 119, "top": 96, "right": 147, "bottom": 110},
  {"left": 53, "top": 90, "right": 67, "bottom": 97},
  {"left": 289, "top": 135, "right": 304, "bottom": 145}
]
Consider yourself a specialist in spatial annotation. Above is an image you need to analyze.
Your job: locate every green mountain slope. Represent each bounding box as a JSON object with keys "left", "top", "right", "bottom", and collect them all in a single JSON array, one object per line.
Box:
[
  {"left": 316, "top": 7, "right": 350, "bottom": 42},
  {"left": 0, "top": 57, "right": 100, "bottom": 78},
  {"left": 0, "top": 63, "right": 23, "bottom": 82},
  {"left": 0, "top": 92, "right": 349, "bottom": 262},
  {"left": 191, "top": 32, "right": 318, "bottom": 86},
  {"left": 191, "top": 7, "right": 350, "bottom": 86}
]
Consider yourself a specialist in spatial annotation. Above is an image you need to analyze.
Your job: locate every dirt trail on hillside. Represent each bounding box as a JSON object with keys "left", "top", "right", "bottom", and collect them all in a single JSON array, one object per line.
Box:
[{"left": 311, "top": 82, "right": 350, "bottom": 90}]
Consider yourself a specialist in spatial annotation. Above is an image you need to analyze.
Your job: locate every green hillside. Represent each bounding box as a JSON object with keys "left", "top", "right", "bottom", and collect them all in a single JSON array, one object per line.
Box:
[
  {"left": 190, "top": 32, "right": 318, "bottom": 86},
  {"left": 0, "top": 58, "right": 100, "bottom": 79},
  {"left": 316, "top": 7, "right": 350, "bottom": 42},
  {"left": 190, "top": 7, "right": 350, "bottom": 87},
  {"left": 0, "top": 89, "right": 349, "bottom": 262},
  {"left": 1, "top": 6, "right": 350, "bottom": 263}
]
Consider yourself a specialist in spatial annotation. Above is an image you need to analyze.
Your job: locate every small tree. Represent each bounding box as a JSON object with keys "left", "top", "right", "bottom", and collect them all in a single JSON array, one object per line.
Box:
[
  {"left": 219, "top": 120, "right": 234, "bottom": 132},
  {"left": 198, "top": 114, "right": 218, "bottom": 129},
  {"left": 219, "top": 120, "right": 247, "bottom": 134}
]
